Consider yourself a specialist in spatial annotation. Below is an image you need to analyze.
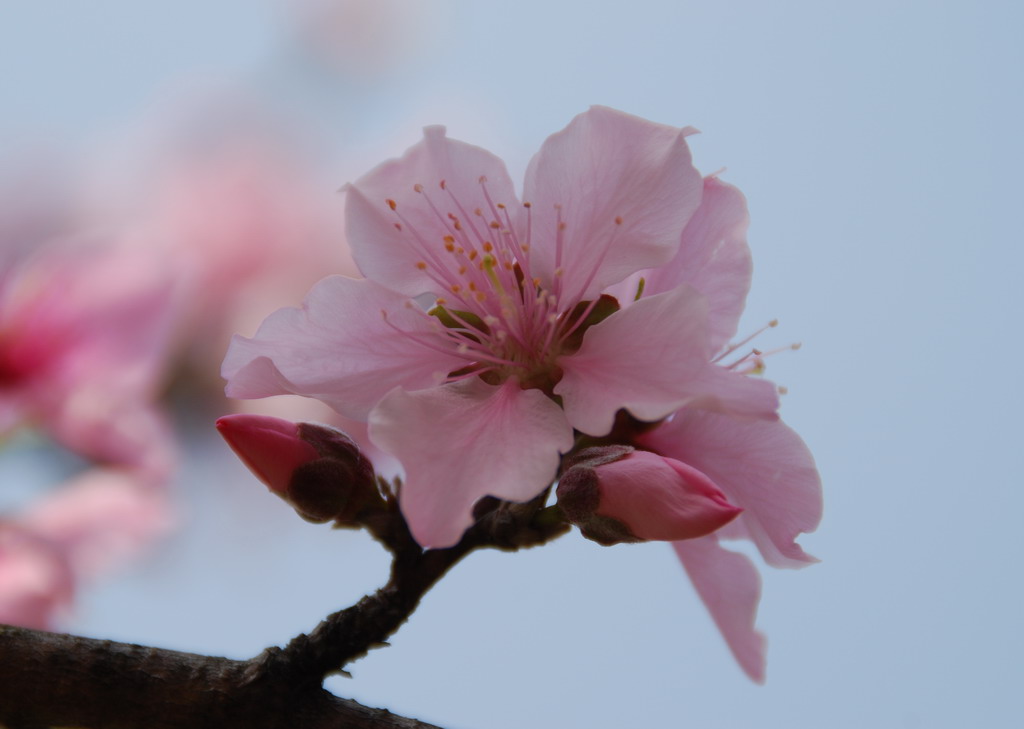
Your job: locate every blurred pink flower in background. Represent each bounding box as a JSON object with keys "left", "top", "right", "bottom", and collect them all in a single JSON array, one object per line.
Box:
[
  {"left": 0, "top": 238, "right": 179, "bottom": 628},
  {"left": 21, "top": 467, "right": 174, "bottom": 579},
  {"left": 0, "top": 522, "right": 75, "bottom": 630},
  {"left": 0, "top": 241, "right": 177, "bottom": 455}
]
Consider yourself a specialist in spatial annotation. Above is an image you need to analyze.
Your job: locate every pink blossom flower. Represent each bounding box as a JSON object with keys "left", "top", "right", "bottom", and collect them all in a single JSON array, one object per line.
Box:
[
  {"left": 556, "top": 447, "right": 742, "bottom": 544},
  {"left": 224, "top": 106, "right": 780, "bottom": 548}
]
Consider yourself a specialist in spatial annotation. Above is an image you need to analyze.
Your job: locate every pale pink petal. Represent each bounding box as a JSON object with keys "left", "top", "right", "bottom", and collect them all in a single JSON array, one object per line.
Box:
[
  {"left": 673, "top": 535, "right": 766, "bottom": 683},
  {"left": 683, "top": 364, "right": 781, "bottom": 420},
  {"left": 642, "top": 410, "right": 822, "bottom": 568},
  {"left": 610, "top": 176, "right": 752, "bottom": 352},
  {"left": 369, "top": 379, "right": 573, "bottom": 548},
  {"left": 223, "top": 276, "right": 466, "bottom": 420},
  {"left": 345, "top": 126, "right": 521, "bottom": 296},
  {"left": 522, "top": 106, "right": 703, "bottom": 301},
  {"left": 555, "top": 285, "right": 710, "bottom": 436}
]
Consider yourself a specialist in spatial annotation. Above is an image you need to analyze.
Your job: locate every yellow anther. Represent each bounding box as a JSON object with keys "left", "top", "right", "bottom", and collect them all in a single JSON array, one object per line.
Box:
[
  {"left": 475, "top": 292, "right": 487, "bottom": 302},
  {"left": 490, "top": 221, "right": 501, "bottom": 229},
  {"left": 386, "top": 199, "right": 397, "bottom": 210},
  {"left": 445, "top": 240, "right": 456, "bottom": 252},
  {"left": 416, "top": 261, "right": 428, "bottom": 270},
  {"left": 413, "top": 183, "right": 424, "bottom": 193},
  {"left": 615, "top": 215, "right": 623, "bottom": 225},
  {"left": 468, "top": 250, "right": 479, "bottom": 261},
  {"left": 451, "top": 284, "right": 462, "bottom": 293},
  {"left": 483, "top": 241, "right": 494, "bottom": 253},
  {"left": 458, "top": 265, "right": 467, "bottom": 275}
]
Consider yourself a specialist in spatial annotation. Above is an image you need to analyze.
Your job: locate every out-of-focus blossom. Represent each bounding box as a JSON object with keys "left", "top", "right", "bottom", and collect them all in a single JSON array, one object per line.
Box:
[
  {"left": 0, "top": 241, "right": 177, "bottom": 451},
  {"left": 556, "top": 447, "right": 742, "bottom": 545},
  {"left": 22, "top": 468, "right": 174, "bottom": 580},
  {"left": 0, "top": 522, "right": 75, "bottom": 630},
  {"left": 224, "top": 106, "right": 779, "bottom": 548},
  {"left": 286, "top": 0, "right": 449, "bottom": 79},
  {"left": 1, "top": 238, "right": 179, "bottom": 629},
  {"left": 118, "top": 134, "right": 353, "bottom": 380}
]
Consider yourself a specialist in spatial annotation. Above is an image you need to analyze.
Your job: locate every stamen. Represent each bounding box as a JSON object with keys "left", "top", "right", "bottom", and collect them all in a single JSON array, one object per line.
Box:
[{"left": 713, "top": 319, "right": 779, "bottom": 363}]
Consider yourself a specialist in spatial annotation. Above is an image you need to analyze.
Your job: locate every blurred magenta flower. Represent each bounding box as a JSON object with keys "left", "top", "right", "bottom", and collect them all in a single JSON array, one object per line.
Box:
[
  {"left": 224, "top": 106, "right": 780, "bottom": 547},
  {"left": 0, "top": 241, "right": 177, "bottom": 465}
]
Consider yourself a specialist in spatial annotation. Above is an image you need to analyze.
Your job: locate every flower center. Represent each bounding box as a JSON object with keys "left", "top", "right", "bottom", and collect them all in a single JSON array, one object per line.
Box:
[{"left": 383, "top": 178, "right": 620, "bottom": 392}]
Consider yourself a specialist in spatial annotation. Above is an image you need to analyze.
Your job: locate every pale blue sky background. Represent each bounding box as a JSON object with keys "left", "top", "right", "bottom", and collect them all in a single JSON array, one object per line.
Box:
[{"left": 2, "top": 1, "right": 1022, "bottom": 727}]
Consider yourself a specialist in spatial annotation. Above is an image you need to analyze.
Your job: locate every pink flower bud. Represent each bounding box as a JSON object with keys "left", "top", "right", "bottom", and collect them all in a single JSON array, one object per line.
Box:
[
  {"left": 215, "top": 414, "right": 380, "bottom": 523},
  {"left": 216, "top": 414, "right": 319, "bottom": 495},
  {"left": 557, "top": 448, "right": 742, "bottom": 546}
]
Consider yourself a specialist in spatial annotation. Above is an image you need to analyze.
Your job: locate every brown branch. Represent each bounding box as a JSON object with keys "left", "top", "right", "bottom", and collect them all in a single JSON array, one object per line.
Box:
[
  {"left": 0, "top": 493, "right": 569, "bottom": 728},
  {"left": 0, "top": 625, "right": 443, "bottom": 729}
]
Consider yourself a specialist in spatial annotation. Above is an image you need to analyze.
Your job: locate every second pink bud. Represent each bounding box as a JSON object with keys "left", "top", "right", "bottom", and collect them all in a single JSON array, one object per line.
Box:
[{"left": 557, "top": 448, "right": 742, "bottom": 545}]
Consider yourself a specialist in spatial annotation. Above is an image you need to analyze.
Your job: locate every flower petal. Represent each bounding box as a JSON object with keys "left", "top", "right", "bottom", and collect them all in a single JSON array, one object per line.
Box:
[
  {"left": 369, "top": 379, "right": 573, "bottom": 548},
  {"left": 682, "top": 364, "right": 781, "bottom": 420},
  {"left": 642, "top": 410, "right": 822, "bottom": 568},
  {"left": 555, "top": 285, "right": 709, "bottom": 436},
  {"left": 610, "top": 176, "right": 752, "bottom": 352},
  {"left": 673, "top": 535, "right": 766, "bottom": 683},
  {"left": 523, "top": 106, "right": 702, "bottom": 301},
  {"left": 223, "top": 276, "right": 466, "bottom": 420},
  {"left": 345, "top": 126, "right": 521, "bottom": 296}
]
